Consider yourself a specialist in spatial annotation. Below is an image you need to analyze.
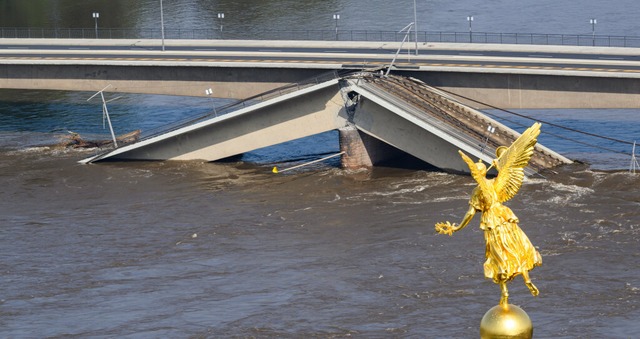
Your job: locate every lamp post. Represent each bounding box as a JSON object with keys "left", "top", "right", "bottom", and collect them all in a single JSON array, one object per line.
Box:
[
  {"left": 413, "top": 0, "right": 418, "bottom": 55},
  {"left": 218, "top": 13, "right": 225, "bottom": 38},
  {"left": 160, "top": 0, "right": 165, "bottom": 51},
  {"left": 333, "top": 14, "right": 340, "bottom": 40},
  {"left": 467, "top": 15, "right": 474, "bottom": 43},
  {"left": 92, "top": 12, "right": 99, "bottom": 38},
  {"left": 590, "top": 18, "right": 597, "bottom": 46},
  {"left": 205, "top": 88, "right": 218, "bottom": 116}
]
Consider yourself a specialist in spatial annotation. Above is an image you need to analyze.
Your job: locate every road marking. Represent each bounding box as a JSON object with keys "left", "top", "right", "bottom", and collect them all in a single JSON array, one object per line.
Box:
[
  {"left": 529, "top": 54, "right": 553, "bottom": 58},
  {"left": 459, "top": 52, "right": 483, "bottom": 56}
]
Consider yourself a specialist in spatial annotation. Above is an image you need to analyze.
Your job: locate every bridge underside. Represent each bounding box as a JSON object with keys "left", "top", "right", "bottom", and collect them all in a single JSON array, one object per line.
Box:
[
  {"left": 408, "top": 71, "right": 640, "bottom": 109},
  {"left": 0, "top": 63, "right": 330, "bottom": 99},
  {"left": 84, "top": 73, "right": 571, "bottom": 174},
  {"left": 1, "top": 63, "right": 640, "bottom": 109}
]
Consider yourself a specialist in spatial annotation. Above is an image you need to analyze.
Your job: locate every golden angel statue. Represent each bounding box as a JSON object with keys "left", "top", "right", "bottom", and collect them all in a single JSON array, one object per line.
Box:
[{"left": 435, "top": 122, "right": 543, "bottom": 307}]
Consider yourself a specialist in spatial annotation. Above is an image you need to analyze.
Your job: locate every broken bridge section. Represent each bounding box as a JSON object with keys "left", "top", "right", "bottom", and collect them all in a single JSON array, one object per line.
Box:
[
  {"left": 81, "top": 72, "right": 348, "bottom": 164},
  {"left": 338, "top": 73, "right": 571, "bottom": 173},
  {"left": 81, "top": 70, "right": 571, "bottom": 174}
]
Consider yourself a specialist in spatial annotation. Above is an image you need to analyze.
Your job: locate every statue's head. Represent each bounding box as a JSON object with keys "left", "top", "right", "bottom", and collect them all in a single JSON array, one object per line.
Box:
[{"left": 475, "top": 160, "right": 487, "bottom": 174}]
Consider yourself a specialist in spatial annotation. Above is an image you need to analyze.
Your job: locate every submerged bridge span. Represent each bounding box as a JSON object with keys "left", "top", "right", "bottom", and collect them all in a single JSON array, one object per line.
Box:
[{"left": 81, "top": 71, "right": 571, "bottom": 173}]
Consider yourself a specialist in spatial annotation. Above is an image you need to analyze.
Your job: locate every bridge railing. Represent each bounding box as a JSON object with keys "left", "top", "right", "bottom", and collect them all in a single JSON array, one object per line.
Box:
[{"left": 2, "top": 27, "right": 640, "bottom": 48}]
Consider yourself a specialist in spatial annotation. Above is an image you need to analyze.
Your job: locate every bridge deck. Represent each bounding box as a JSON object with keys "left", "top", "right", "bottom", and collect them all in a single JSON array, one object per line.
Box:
[{"left": 2, "top": 39, "right": 640, "bottom": 108}]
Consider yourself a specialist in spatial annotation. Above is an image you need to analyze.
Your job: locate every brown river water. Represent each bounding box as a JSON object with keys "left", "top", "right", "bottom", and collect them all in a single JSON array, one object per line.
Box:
[{"left": 1, "top": 144, "right": 638, "bottom": 338}]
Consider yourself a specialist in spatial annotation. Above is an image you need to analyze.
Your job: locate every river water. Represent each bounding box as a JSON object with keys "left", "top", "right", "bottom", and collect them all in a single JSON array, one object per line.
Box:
[{"left": 1, "top": 1, "right": 640, "bottom": 338}]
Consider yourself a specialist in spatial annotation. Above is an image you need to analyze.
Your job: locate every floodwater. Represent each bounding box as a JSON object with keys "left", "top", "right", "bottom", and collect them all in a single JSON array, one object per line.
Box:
[
  {"left": 1, "top": 138, "right": 639, "bottom": 338},
  {"left": 1, "top": 0, "right": 640, "bottom": 337},
  {"left": 1, "top": 91, "right": 639, "bottom": 337}
]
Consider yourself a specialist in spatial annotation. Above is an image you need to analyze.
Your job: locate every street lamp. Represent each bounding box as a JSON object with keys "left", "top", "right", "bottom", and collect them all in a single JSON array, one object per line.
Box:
[
  {"left": 218, "top": 13, "right": 225, "bottom": 38},
  {"left": 467, "top": 15, "right": 474, "bottom": 43},
  {"left": 92, "top": 12, "right": 99, "bottom": 38},
  {"left": 590, "top": 18, "right": 597, "bottom": 46},
  {"left": 333, "top": 14, "right": 340, "bottom": 40}
]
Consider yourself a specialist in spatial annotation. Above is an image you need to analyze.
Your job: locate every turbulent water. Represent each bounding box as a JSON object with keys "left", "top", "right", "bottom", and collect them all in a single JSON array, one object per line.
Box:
[
  {"left": 1, "top": 142, "right": 639, "bottom": 337},
  {"left": 1, "top": 0, "right": 640, "bottom": 337}
]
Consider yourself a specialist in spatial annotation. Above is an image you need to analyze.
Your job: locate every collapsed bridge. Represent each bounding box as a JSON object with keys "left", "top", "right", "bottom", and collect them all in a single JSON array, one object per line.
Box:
[{"left": 81, "top": 71, "right": 572, "bottom": 173}]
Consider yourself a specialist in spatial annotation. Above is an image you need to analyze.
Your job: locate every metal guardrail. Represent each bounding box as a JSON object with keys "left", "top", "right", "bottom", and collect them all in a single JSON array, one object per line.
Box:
[{"left": 2, "top": 27, "right": 640, "bottom": 48}]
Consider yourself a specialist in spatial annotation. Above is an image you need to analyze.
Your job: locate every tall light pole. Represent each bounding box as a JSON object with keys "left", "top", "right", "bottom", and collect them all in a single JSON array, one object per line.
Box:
[
  {"left": 413, "top": 0, "right": 418, "bottom": 55},
  {"left": 590, "top": 18, "right": 597, "bottom": 46},
  {"left": 205, "top": 88, "right": 218, "bottom": 116},
  {"left": 467, "top": 15, "right": 474, "bottom": 43},
  {"left": 92, "top": 12, "right": 99, "bottom": 38},
  {"left": 333, "top": 14, "right": 340, "bottom": 40},
  {"left": 160, "top": 0, "right": 165, "bottom": 51}
]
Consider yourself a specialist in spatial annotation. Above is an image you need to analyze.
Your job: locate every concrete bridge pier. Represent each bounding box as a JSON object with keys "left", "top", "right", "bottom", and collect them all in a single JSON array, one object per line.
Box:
[{"left": 339, "top": 125, "right": 404, "bottom": 170}]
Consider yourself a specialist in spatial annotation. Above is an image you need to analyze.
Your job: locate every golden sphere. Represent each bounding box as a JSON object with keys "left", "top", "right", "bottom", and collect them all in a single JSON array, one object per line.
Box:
[{"left": 480, "top": 304, "right": 533, "bottom": 339}]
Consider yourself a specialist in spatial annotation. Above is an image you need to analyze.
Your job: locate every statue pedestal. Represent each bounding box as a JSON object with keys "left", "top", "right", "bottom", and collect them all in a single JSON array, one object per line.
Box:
[{"left": 480, "top": 304, "right": 533, "bottom": 339}]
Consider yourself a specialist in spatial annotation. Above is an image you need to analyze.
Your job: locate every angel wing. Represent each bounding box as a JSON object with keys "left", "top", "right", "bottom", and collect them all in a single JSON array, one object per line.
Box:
[
  {"left": 458, "top": 150, "right": 491, "bottom": 195},
  {"left": 492, "top": 122, "right": 541, "bottom": 203}
]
